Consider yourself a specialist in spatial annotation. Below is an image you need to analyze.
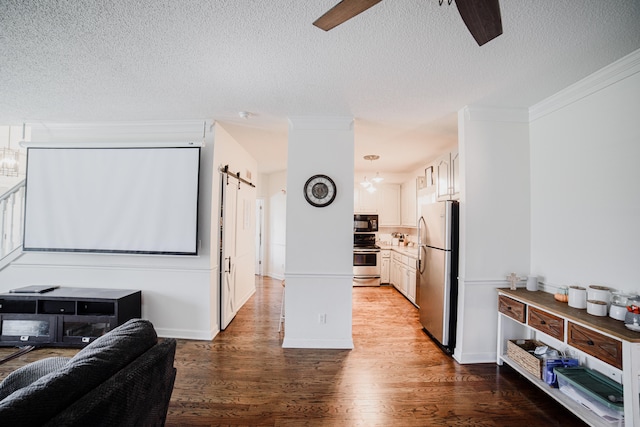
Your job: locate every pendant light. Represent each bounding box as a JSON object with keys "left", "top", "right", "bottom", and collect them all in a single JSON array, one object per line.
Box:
[{"left": 362, "top": 155, "right": 383, "bottom": 191}]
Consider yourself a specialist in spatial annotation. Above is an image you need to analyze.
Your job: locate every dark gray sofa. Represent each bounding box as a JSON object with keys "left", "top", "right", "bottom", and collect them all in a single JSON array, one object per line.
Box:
[{"left": 0, "top": 319, "right": 176, "bottom": 426}]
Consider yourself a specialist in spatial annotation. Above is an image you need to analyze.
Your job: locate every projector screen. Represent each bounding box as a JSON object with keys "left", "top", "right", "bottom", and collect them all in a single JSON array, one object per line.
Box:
[{"left": 23, "top": 146, "right": 200, "bottom": 255}]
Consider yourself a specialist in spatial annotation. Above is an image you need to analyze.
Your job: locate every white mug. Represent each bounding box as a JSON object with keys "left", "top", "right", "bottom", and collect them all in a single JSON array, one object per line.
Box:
[
  {"left": 568, "top": 286, "right": 587, "bottom": 309},
  {"left": 526, "top": 276, "right": 538, "bottom": 291}
]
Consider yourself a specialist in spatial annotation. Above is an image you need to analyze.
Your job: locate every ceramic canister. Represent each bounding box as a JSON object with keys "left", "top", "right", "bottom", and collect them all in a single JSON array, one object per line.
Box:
[
  {"left": 568, "top": 286, "right": 587, "bottom": 309},
  {"left": 587, "top": 285, "right": 611, "bottom": 307},
  {"left": 587, "top": 300, "right": 608, "bottom": 316},
  {"left": 609, "top": 304, "right": 628, "bottom": 321},
  {"left": 526, "top": 275, "right": 538, "bottom": 292}
]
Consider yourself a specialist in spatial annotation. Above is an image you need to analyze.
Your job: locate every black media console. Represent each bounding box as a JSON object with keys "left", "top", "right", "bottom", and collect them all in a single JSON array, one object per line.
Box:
[{"left": 0, "top": 287, "right": 141, "bottom": 347}]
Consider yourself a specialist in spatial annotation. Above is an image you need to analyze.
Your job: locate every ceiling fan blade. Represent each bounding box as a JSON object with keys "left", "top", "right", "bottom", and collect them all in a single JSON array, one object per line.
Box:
[
  {"left": 455, "top": 0, "right": 502, "bottom": 46},
  {"left": 313, "top": 0, "right": 383, "bottom": 31}
]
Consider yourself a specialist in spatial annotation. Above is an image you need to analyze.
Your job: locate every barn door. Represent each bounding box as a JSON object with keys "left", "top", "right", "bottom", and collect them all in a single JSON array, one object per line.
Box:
[{"left": 219, "top": 173, "right": 238, "bottom": 330}]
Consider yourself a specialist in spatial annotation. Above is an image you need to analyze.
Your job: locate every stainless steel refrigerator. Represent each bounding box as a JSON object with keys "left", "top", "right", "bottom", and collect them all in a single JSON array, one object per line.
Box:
[{"left": 417, "top": 200, "right": 459, "bottom": 353}]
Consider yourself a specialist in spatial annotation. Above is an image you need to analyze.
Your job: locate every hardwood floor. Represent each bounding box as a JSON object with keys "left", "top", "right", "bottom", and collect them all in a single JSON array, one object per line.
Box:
[
  {"left": 167, "top": 277, "right": 584, "bottom": 426},
  {"left": 0, "top": 277, "right": 585, "bottom": 426}
]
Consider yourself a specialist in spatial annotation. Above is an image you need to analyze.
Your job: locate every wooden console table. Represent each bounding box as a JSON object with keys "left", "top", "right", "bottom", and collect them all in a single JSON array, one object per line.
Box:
[
  {"left": 0, "top": 287, "right": 141, "bottom": 348},
  {"left": 497, "top": 288, "right": 640, "bottom": 426}
]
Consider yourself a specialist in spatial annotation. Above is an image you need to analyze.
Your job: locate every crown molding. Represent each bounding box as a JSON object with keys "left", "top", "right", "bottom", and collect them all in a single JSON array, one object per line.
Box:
[
  {"left": 530, "top": 48, "right": 640, "bottom": 121},
  {"left": 27, "top": 119, "right": 210, "bottom": 143},
  {"left": 462, "top": 106, "right": 529, "bottom": 123},
  {"left": 287, "top": 116, "right": 353, "bottom": 131}
]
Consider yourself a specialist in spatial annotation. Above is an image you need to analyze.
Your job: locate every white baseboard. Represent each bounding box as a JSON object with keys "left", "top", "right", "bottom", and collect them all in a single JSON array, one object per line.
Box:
[
  {"left": 156, "top": 327, "right": 217, "bottom": 341},
  {"left": 453, "top": 351, "right": 497, "bottom": 365},
  {"left": 282, "top": 338, "right": 354, "bottom": 350}
]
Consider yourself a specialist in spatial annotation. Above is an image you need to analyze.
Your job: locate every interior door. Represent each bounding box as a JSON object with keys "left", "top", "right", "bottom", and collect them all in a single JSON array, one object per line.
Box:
[
  {"left": 255, "top": 199, "right": 264, "bottom": 276},
  {"left": 220, "top": 176, "right": 238, "bottom": 330}
]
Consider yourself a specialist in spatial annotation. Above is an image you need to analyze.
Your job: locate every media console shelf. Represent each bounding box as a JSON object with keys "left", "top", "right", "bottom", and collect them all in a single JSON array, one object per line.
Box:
[
  {"left": 497, "top": 288, "right": 640, "bottom": 427},
  {"left": 0, "top": 287, "right": 141, "bottom": 348}
]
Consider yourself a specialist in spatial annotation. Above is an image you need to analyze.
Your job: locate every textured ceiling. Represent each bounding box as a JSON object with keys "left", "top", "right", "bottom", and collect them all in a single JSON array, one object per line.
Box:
[{"left": 1, "top": 1, "right": 639, "bottom": 175}]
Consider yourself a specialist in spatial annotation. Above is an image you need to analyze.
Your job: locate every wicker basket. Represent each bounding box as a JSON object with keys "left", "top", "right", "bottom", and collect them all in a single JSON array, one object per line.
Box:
[{"left": 506, "top": 339, "right": 550, "bottom": 380}]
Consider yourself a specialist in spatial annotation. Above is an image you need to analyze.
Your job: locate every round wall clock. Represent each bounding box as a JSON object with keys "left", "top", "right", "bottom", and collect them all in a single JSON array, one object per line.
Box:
[{"left": 303, "top": 174, "right": 336, "bottom": 207}]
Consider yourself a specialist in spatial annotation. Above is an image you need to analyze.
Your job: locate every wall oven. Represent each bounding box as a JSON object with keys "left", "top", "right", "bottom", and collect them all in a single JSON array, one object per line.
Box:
[{"left": 353, "top": 233, "right": 381, "bottom": 286}]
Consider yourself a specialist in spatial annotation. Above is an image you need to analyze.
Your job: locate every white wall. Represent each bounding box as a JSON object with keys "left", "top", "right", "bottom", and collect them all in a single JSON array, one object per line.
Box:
[
  {"left": 213, "top": 123, "right": 258, "bottom": 312},
  {"left": 529, "top": 50, "right": 640, "bottom": 294},
  {"left": 455, "top": 107, "right": 531, "bottom": 364},
  {"left": 454, "top": 48, "right": 640, "bottom": 364},
  {"left": 0, "top": 120, "right": 258, "bottom": 341},
  {"left": 283, "top": 116, "right": 354, "bottom": 349},
  {"left": 0, "top": 121, "right": 218, "bottom": 339}
]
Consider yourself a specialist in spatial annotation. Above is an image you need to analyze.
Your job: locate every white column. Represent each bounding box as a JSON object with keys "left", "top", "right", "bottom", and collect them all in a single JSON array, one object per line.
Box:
[{"left": 283, "top": 116, "right": 354, "bottom": 349}]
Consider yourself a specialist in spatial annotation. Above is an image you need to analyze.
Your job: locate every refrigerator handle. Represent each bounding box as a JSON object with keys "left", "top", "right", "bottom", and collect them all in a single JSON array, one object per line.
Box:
[
  {"left": 419, "top": 246, "right": 427, "bottom": 274},
  {"left": 418, "top": 216, "right": 426, "bottom": 246}
]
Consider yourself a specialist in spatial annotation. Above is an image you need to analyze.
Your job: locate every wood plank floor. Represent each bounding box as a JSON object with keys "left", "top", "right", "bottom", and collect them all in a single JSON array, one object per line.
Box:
[{"left": 0, "top": 277, "right": 586, "bottom": 426}]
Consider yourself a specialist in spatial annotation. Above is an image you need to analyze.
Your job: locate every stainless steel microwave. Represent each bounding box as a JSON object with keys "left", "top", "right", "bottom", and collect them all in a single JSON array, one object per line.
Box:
[{"left": 354, "top": 214, "right": 378, "bottom": 233}]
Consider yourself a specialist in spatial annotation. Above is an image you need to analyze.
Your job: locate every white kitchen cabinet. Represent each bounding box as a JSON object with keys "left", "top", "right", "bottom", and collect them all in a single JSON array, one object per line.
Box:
[
  {"left": 394, "top": 253, "right": 411, "bottom": 298},
  {"left": 436, "top": 154, "right": 451, "bottom": 201},
  {"left": 390, "top": 252, "right": 403, "bottom": 292},
  {"left": 390, "top": 256, "right": 398, "bottom": 288},
  {"left": 354, "top": 184, "right": 400, "bottom": 225},
  {"left": 381, "top": 250, "right": 390, "bottom": 284},
  {"left": 400, "top": 256, "right": 417, "bottom": 305},
  {"left": 378, "top": 184, "right": 400, "bottom": 226},
  {"left": 406, "top": 261, "right": 417, "bottom": 304},
  {"left": 387, "top": 249, "right": 419, "bottom": 307},
  {"left": 353, "top": 186, "right": 378, "bottom": 213},
  {"left": 450, "top": 150, "right": 460, "bottom": 200},
  {"left": 435, "top": 150, "right": 459, "bottom": 201},
  {"left": 396, "top": 263, "right": 407, "bottom": 296},
  {"left": 401, "top": 177, "right": 417, "bottom": 227}
]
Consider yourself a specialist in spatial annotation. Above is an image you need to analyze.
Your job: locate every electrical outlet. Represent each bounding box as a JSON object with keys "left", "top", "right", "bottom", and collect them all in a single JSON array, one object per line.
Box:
[{"left": 318, "top": 314, "right": 326, "bottom": 324}]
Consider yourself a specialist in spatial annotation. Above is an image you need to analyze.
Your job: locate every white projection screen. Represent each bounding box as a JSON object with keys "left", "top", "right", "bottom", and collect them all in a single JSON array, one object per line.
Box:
[{"left": 23, "top": 146, "right": 200, "bottom": 255}]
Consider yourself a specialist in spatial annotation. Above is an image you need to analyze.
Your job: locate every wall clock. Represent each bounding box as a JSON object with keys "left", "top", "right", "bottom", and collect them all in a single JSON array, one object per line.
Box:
[{"left": 303, "top": 174, "right": 336, "bottom": 207}]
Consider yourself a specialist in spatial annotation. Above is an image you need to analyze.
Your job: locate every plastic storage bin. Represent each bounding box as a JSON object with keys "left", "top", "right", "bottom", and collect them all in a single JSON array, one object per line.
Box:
[{"left": 555, "top": 367, "right": 624, "bottom": 422}]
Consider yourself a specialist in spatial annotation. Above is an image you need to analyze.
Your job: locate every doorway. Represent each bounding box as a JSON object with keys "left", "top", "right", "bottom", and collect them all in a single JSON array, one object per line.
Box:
[
  {"left": 255, "top": 199, "right": 265, "bottom": 276},
  {"left": 219, "top": 168, "right": 256, "bottom": 330}
]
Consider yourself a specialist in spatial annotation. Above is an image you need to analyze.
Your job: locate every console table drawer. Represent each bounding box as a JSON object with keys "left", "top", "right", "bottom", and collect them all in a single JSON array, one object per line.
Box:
[
  {"left": 528, "top": 306, "right": 564, "bottom": 340},
  {"left": 568, "top": 322, "right": 622, "bottom": 369},
  {"left": 498, "top": 295, "right": 526, "bottom": 323}
]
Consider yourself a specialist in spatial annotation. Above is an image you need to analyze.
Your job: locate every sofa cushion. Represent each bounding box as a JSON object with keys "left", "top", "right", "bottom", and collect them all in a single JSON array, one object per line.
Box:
[
  {"left": 0, "top": 357, "right": 70, "bottom": 401},
  {"left": 68, "top": 318, "right": 157, "bottom": 371},
  {"left": 0, "top": 318, "right": 158, "bottom": 424},
  {"left": 44, "top": 339, "right": 177, "bottom": 427}
]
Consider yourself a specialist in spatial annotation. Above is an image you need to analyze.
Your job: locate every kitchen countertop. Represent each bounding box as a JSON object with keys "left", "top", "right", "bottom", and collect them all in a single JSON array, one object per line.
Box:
[{"left": 380, "top": 245, "right": 419, "bottom": 259}]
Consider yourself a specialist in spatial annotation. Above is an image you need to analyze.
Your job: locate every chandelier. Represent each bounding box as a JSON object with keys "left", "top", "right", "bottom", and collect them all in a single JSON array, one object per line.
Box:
[
  {"left": 360, "top": 155, "right": 383, "bottom": 193},
  {"left": 0, "top": 126, "right": 20, "bottom": 177}
]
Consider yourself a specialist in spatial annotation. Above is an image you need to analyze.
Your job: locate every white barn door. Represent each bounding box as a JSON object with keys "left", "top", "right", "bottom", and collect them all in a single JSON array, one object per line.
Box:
[{"left": 220, "top": 174, "right": 238, "bottom": 330}]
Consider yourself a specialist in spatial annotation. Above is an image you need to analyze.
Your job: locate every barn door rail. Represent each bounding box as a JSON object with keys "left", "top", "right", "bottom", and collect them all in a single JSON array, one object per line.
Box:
[{"left": 219, "top": 165, "right": 255, "bottom": 188}]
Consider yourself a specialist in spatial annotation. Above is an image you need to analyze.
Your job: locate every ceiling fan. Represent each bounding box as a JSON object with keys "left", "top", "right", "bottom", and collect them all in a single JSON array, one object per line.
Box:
[{"left": 313, "top": 0, "right": 502, "bottom": 46}]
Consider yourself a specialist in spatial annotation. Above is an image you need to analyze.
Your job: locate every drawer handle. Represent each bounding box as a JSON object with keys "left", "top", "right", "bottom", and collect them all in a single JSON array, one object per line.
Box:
[
  {"left": 587, "top": 340, "right": 594, "bottom": 346},
  {"left": 506, "top": 306, "right": 512, "bottom": 311},
  {"left": 539, "top": 320, "right": 546, "bottom": 325}
]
